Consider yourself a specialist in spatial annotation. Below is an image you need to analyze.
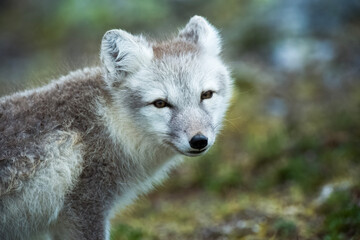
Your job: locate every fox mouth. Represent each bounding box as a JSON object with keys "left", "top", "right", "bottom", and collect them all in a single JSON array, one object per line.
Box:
[
  {"left": 188, "top": 149, "right": 206, "bottom": 154},
  {"left": 184, "top": 148, "right": 208, "bottom": 157},
  {"left": 175, "top": 147, "right": 208, "bottom": 156},
  {"left": 164, "top": 140, "right": 208, "bottom": 156}
]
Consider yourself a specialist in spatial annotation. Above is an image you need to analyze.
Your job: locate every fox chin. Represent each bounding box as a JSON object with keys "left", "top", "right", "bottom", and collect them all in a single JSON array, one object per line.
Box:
[{"left": 0, "top": 15, "right": 232, "bottom": 240}]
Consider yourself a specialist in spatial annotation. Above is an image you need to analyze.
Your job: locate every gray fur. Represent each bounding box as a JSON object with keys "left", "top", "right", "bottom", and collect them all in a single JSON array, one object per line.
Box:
[{"left": 0, "top": 16, "right": 232, "bottom": 240}]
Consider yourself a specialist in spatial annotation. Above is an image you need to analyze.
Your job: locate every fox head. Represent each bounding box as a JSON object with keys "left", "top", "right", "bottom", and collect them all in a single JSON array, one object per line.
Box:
[{"left": 100, "top": 16, "right": 232, "bottom": 157}]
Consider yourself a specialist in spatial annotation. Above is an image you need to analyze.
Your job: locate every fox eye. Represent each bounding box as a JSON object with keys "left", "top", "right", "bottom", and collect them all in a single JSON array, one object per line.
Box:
[
  {"left": 153, "top": 99, "right": 168, "bottom": 108},
  {"left": 201, "top": 90, "right": 214, "bottom": 100}
]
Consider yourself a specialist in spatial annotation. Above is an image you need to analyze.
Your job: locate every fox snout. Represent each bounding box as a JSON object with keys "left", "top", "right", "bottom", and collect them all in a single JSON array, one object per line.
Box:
[
  {"left": 189, "top": 134, "right": 208, "bottom": 150},
  {"left": 167, "top": 109, "right": 215, "bottom": 156}
]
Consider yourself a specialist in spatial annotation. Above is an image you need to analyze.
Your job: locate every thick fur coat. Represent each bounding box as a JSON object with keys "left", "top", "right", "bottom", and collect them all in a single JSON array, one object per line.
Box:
[{"left": 0, "top": 16, "right": 232, "bottom": 239}]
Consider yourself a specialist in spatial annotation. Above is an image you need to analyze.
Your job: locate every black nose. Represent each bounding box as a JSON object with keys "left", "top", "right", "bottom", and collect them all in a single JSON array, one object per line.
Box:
[{"left": 189, "top": 134, "right": 208, "bottom": 150}]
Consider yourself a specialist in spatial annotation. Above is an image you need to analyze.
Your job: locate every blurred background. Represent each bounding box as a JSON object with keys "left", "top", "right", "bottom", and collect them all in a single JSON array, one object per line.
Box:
[{"left": 1, "top": 0, "right": 360, "bottom": 239}]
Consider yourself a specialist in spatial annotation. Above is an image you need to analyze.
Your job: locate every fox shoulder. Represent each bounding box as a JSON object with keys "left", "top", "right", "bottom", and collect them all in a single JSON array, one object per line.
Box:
[{"left": 0, "top": 67, "right": 103, "bottom": 196}]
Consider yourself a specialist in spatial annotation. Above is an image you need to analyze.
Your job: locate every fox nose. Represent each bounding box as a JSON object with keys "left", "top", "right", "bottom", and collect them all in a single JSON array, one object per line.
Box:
[{"left": 189, "top": 134, "right": 208, "bottom": 150}]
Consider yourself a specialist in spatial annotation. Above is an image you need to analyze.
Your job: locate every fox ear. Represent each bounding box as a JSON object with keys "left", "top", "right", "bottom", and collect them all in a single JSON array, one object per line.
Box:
[
  {"left": 179, "top": 15, "right": 222, "bottom": 56},
  {"left": 100, "top": 29, "right": 153, "bottom": 85}
]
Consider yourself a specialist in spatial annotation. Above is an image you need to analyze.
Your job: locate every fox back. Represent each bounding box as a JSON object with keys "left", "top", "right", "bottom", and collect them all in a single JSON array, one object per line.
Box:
[{"left": 0, "top": 16, "right": 232, "bottom": 240}]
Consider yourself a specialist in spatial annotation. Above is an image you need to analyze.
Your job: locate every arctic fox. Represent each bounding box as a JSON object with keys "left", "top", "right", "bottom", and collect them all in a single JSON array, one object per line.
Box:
[{"left": 0, "top": 16, "right": 232, "bottom": 239}]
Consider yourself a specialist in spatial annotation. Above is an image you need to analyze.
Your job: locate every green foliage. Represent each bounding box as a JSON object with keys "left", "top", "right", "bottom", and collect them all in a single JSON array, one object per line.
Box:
[
  {"left": 191, "top": 146, "right": 243, "bottom": 193},
  {"left": 277, "top": 156, "right": 322, "bottom": 191},
  {"left": 271, "top": 218, "right": 298, "bottom": 239},
  {"left": 318, "top": 188, "right": 360, "bottom": 240},
  {"left": 111, "top": 223, "right": 149, "bottom": 240}
]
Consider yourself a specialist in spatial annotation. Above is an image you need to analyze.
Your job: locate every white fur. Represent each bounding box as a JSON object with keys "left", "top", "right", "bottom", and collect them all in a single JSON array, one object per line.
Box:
[
  {"left": 100, "top": 30, "right": 153, "bottom": 84},
  {"left": 97, "top": 96, "right": 180, "bottom": 210},
  {"left": 1, "top": 131, "right": 83, "bottom": 239},
  {"left": 179, "top": 15, "right": 222, "bottom": 56},
  {"left": 119, "top": 51, "right": 231, "bottom": 155}
]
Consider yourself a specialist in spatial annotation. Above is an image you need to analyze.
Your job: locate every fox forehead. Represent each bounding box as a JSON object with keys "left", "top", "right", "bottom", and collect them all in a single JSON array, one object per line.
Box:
[
  {"left": 152, "top": 40, "right": 197, "bottom": 59},
  {"left": 126, "top": 54, "right": 227, "bottom": 103}
]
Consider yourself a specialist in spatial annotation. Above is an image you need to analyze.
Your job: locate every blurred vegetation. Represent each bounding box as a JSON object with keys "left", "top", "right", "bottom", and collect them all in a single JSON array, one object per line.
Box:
[{"left": 1, "top": 0, "right": 360, "bottom": 239}]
